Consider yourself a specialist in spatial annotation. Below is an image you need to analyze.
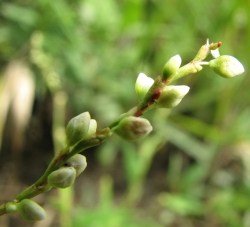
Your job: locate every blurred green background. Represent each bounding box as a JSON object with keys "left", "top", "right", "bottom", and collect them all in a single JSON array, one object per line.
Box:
[{"left": 0, "top": 0, "right": 250, "bottom": 226}]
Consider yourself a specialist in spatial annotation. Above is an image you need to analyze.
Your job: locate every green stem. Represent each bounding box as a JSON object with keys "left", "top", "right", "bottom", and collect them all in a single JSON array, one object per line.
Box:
[
  {"left": 14, "top": 147, "right": 70, "bottom": 202},
  {"left": 0, "top": 128, "right": 112, "bottom": 216},
  {"left": 0, "top": 39, "right": 223, "bottom": 217},
  {"left": 198, "top": 61, "right": 209, "bottom": 65},
  {"left": 0, "top": 204, "right": 6, "bottom": 216}
]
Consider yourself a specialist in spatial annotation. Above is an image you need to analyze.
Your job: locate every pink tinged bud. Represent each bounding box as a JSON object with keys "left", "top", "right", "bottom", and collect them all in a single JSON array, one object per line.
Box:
[
  {"left": 18, "top": 199, "right": 46, "bottom": 222},
  {"left": 65, "top": 154, "right": 87, "bottom": 176},
  {"left": 48, "top": 167, "right": 76, "bottom": 188},
  {"left": 66, "top": 112, "right": 91, "bottom": 146},
  {"left": 155, "top": 85, "right": 190, "bottom": 108},
  {"left": 135, "top": 73, "right": 154, "bottom": 102},
  {"left": 209, "top": 55, "right": 244, "bottom": 78},
  {"left": 112, "top": 116, "right": 153, "bottom": 142},
  {"left": 162, "top": 55, "right": 182, "bottom": 80}
]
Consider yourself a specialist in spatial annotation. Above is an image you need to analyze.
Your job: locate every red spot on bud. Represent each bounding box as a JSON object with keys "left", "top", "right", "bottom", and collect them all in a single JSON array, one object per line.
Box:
[{"left": 218, "top": 42, "right": 222, "bottom": 47}]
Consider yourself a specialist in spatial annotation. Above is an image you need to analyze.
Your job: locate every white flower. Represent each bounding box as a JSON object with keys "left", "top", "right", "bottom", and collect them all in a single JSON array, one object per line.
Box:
[
  {"left": 210, "top": 48, "right": 220, "bottom": 58},
  {"left": 135, "top": 73, "right": 154, "bottom": 101},
  {"left": 154, "top": 85, "right": 190, "bottom": 108}
]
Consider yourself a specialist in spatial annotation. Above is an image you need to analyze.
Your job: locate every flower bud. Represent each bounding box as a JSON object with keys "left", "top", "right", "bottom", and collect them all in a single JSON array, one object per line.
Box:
[
  {"left": 65, "top": 154, "right": 87, "bottom": 176},
  {"left": 6, "top": 202, "right": 18, "bottom": 214},
  {"left": 48, "top": 167, "right": 76, "bottom": 188},
  {"left": 82, "top": 119, "right": 97, "bottom": 139},
  {"left": 155, "top": 85, "right": 190, "bottom": 108},
  {"left": 193, "top": 43, "right": 210, "bottom": 61},
  {"left": 209, "top": 55, "right": 244, "bottom": 78},
  {"left": 66, "top": 112, "right": 91, "bottom": 146},
  {"left": 112, "top": 116, "right": 153, "bottom": 142},
  {"left": 162, "top": 55, "right": 182, "bottom": 80},
  {"left": 135, "top": 73, "right": 154, "bottom": 102},
  {"left": 18, "top": 199, "right": 46, "bottom": 222}
]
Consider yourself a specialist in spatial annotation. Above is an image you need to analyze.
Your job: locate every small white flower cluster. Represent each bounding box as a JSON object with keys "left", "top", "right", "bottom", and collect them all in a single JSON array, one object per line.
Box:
[
  {"left": 112, "top": 61, "right": 190, "bottom": 142},
  {"left": 135, "top": 72, "right": 189, "bottom": 109}
]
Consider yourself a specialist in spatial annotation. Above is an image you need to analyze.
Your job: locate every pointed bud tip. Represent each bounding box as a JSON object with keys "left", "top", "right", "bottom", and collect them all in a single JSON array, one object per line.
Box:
[
  {"left": 162, "top": 55, "right": 182, "bottom": 80},
  {"left": 175, "top": 85, "right": 190, "bottom": 97},
  {"left": 135, "top": 73, "right": 154, "bottom": 102}
]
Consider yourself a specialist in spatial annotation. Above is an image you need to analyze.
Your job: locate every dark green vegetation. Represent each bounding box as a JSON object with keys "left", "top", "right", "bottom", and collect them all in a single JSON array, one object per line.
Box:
[{"left": 0, "top": 0, "right": 249, "bottom": 226}]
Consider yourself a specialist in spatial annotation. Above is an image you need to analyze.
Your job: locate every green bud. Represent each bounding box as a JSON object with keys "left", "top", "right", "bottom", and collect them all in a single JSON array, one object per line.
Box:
[
  {"left": 82, "top": 119, "right": 97, "bottom": 139},
  {"left": 154, "top": 85, "right": 190, "bottom": 108},
  {"left": 162, "top": 55, "right": 182, "bottom": 80},
  {"left": 18, "top": 199, "right": 46, "bottom": 222},
  {"left": 209, "top": 55, "right": 244, "bottom": 78},
  {"left": 48, "top": 167, "right": 76, "bottom": 188},
  {"left": 65, "top": 154, "right": 87, "bottom": 176},
  {"left": 6, "top": 202, "right": 18, "bottom": 214},
  {"left": 135, "top": 73, "right": 154, "bottom": 102},
  {"left": 112, "top": 116, "right": 153, "bottom": 142},
  {"left": 66, "top": 112, "right": 91, "bottom": 146},
  {"left": 192, "top": 42, "right": 210, "bottom": 61},
  {"left": 209, "top": 41, "right": 222, "bottom": 50}
]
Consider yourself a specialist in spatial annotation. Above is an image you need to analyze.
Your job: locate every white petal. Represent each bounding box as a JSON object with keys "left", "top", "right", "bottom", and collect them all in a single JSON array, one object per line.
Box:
[
  {"left": 166, "top": 85, "right": 190, "bottom": 98},
  {"left": 210, "top": 48, "right": 220, "bottom": 58},
  {"left": 135, "top": 73, "right": 154, "bottom": 101}
]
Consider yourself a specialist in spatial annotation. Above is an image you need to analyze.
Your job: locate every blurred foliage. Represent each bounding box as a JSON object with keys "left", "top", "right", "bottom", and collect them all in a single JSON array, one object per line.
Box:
[{"left": 0, "top": 0, "right": 250, "bottom": 226}]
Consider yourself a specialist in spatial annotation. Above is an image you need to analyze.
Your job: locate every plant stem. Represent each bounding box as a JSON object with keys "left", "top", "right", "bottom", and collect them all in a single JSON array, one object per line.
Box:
[
  {"left": 0, "top": 128, "right": 112, "bottom": 216},
  {"left": 0, "top": 39, "right": 223, "bottom": 217}
]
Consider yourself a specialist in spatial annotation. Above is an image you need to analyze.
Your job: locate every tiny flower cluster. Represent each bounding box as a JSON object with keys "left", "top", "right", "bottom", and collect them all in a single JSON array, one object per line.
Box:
[
  {"left": 12, "top": 153, "right": 88, "bottom": 222},
  {"left": 135, "top": 72, "right": 190, "bottom": 109},
  {"left": 112, "top": 55, "right": 190, "bottom": 142},
  {"left": 112, "top": 45, "right": 244, "bottom": 142},
  {"left": 3, "top": 40, "right": 244, "bottom": 223}
]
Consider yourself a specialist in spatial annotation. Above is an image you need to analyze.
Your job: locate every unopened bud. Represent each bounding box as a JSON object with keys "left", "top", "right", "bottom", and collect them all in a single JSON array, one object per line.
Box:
[
  {"left": 155, "top": 85, "right": 190, "bottom": 108},
  {"left": 18, "top": 199, "right": 46, "bottom": 222},
  {"left": 135, "top": 73, "right": 154, "bottom": 102},
  {"left": 162, "top": 55, "right": 182, "bottom": 80},
  {"left": 66, "top": 112, "right": 91, "bottom": 146},
  {"left": 112, "top": 116, "right": 153, "bottom": 142},
  {"left": 209, "top": 55, "right": 244, "bottom": 78},
  {"left": 65, "top": 154, "right": 87, "bottom": 176},
  {"left": 48, "top": 167, "right": 76, "bottom": 188},
  {"left": 6, "top": 202, "right": 18, "bottom": 214},
  {"left": 82, "top": 119, "right": 97, "bottom": 139}
]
